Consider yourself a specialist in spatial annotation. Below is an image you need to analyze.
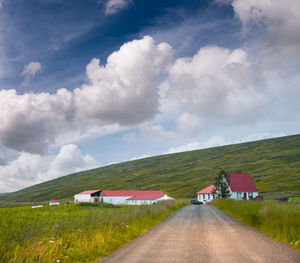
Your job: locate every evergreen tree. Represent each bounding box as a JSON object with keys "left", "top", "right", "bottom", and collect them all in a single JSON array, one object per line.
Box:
[{"left": 212, "top": 170, "right": 231, "bottom": 199}]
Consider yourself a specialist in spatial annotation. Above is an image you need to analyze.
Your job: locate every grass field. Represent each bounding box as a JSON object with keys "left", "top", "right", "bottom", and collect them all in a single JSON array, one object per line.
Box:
[
  {"left": 0, "top": 200, "right": 187, "bottom": 262},
  {"left": 1, "top": 134, "right": 300, "bottom": 204},
  {"left": 212, "top": 199, "right": 300, "bottom": 249}
]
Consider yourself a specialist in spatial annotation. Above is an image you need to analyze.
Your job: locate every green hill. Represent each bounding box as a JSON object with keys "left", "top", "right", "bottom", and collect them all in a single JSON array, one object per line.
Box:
[{"left": 1, "top": 134, "right": 300, "bottom": 203}]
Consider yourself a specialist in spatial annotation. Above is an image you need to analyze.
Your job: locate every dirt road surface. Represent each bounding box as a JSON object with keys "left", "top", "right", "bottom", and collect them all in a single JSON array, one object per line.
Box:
[{"left": 99, "top": 205, "right": 300, "bottom": 263}]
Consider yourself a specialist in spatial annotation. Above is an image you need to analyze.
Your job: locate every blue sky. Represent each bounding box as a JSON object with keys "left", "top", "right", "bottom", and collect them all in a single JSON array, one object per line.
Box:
[{"left": 0, "top": 0, "right": 300, "bottom": 192}]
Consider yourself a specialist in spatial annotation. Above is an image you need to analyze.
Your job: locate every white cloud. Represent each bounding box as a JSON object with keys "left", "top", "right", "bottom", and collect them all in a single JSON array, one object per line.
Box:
[
  {"left": 167, "top": 45, "right": 267, "bottom": 125},
  {"left": 0, "top": 144, "right": 99, "bottom": 192},
  {"left": 140, "top": 123, "right": 176, "bottom": 141},
  {"left": 232, "top": 0, "right": 300, "bottom": 69},
  {"left": 74, "top": 36, "right": 173, "bottom": 125},
  {"left": 21, "top": 61, "right": 42, "bottom": 86},
  {"left": 105, "top": 0, "right": 131, "bottom": 15},
  {"left": 0, "top": 88, "right": 74, "bottom": 154},
  {"left": 0, "top": 36, "right": 173, "bottom": 154}
]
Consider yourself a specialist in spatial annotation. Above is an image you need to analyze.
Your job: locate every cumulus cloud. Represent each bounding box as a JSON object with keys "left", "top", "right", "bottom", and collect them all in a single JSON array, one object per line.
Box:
[
  {"left": 0, "top": 88, "right": 74, "bottom": 154},
  {"left": 105, "top": 0, "right": 131, "bottom": 15},
  {"left": 0, "top": 36, "right": 173, "bottom": 154},
  {"left": 74, "top": 36, "right": 173, "bottom": 125},
  {"left": 0, "top": 144, "right": 99, "bottom": 192},
  {"left": 21, "top": 61, "right": 42, "bottom": 86},
  {"left": 167, "top": 46, "right": 267, "bottom": 125},
  {"left": 232, "top": 0, "right": 300, "bottom": 69}
]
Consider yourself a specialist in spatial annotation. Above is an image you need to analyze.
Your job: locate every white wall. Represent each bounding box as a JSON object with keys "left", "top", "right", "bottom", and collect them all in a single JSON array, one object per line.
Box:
[
  {"left": 74, "top": 194, "right": 91, "bottom": 203},
  {"left": 102, "top": 196, "right": 132, "bottom": 205},
  {"left": 103, "top": 195, "right": 174, "bottom": 205},
  {"left": 231, "top": 192, "right": 258, "bottom": 200},
  {"left": 197, "top": 193, "right": 214, "bottom": 203}
]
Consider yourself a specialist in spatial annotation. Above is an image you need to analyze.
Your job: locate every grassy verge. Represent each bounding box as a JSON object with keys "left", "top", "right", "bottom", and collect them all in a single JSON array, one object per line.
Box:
[
  {"left": 0, "top": 200, "right": 187, "bottom": 262},
  {"left": 212, "top": 199, "right": 300, "bottom": 249}
]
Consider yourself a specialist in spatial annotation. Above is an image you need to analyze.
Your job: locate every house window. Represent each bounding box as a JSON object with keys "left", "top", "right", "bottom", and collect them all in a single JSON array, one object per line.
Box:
[
  {"left": 237, "top": 192, "right": 242, "bottom": 198},
  {"left": 248, "top": 192, "right": 253, "bottom": 198},
  {"left": 208, "top": 194, "right": 210, "bottom": 199}
]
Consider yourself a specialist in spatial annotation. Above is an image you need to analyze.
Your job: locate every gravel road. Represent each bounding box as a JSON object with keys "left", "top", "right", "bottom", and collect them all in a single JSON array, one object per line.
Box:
[{"left": 99, "top": 205, "right": 300, "bottom": 263}]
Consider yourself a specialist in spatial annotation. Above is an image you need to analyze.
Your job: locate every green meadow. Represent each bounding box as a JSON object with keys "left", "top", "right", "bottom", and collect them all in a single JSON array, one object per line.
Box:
[
  {"left": 212, "top": 199, "right": 300, "bottom": 249},
  {"left": 1, "top": 134, "right": 300, "bottom": 205},
  {"left": 0, "top": 200, "right": 187, "bottom": 262}
]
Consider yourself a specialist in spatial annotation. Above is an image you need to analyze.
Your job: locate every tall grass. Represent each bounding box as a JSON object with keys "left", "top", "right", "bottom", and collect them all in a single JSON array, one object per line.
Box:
[
  {"left": 213, "top": 199, "right": 300, "bottom": 249},
  {"left": 0, "top": 200, "right": 187, "bottom": 262}
]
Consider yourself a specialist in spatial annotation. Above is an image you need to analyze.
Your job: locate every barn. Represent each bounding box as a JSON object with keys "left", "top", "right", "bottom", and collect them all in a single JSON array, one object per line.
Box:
[
  {"left": 197, "top": 173, "right": 258, "bottom": 202},
  {"left": 101, "top": 190, "right": 174, "bottom": 205},
  {"left": 74, "top": 190, "right": 101, "bottom": 203}
]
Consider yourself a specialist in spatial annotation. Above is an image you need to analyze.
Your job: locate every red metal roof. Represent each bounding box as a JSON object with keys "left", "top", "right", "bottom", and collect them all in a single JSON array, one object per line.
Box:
[
  {"left": 75, "top": 190, "right": 100, "bottom": 195},
  {"left": 228, "top": 173, "right": 258, "bottom": 192},
  {"left": 50, "top": 200, "right": 59, "bottom": 202},
  {"left": 197, "top": 185, "right": 216, "bottom": 194},
  {"left": 102, "top": 190, "right": 165, "bottom": 200}
]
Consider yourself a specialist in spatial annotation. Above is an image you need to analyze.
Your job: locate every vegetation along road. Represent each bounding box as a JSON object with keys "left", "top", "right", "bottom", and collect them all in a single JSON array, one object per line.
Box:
[{"left": 99, "top": 205, "right": 300, "bottom": 263}]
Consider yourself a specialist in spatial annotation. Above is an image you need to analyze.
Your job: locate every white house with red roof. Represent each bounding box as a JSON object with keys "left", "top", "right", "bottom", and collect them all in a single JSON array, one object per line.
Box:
[
  {"left": 101, "top": 190, "right": 174, "bottom": 205},
  {"left": 74, "top": 190, "right": 102, "bottom": 203},
  {"left": 197, "top": 185, "right": 215, "bottom": 203},
  {"left": 228, "top": 173, "right": 258, "bottom": 200},
  {"left": 197, "top": 173, "right": 258, "bottom": 202},
  {"left": 49, "top": 200, "right": 60, "bottom": 206}
]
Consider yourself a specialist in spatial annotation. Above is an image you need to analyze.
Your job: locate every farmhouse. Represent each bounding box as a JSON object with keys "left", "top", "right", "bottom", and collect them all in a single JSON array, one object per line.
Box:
[
  {"left": 101, "top": 190, "right": 174, "bottom": 205},
  {"left": 197, "top": 173, "right": 258, "bottom": 202},
  {"left": 197, "top": 185, "right": 215, "bottom": 203},
  {"left": 228, "top": 173, "right": 258, "bottom": 200},
  {"left": 74, "top": 190, "right": 101, "bottom": 203},
  {"left": 49, "top": 200, "right": 60, "bottom": 206}
]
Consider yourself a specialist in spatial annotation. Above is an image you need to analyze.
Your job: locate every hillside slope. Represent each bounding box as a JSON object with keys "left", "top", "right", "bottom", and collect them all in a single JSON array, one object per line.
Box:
[{"left": 1, "top": 134, "right": 300, "bottom": 203}]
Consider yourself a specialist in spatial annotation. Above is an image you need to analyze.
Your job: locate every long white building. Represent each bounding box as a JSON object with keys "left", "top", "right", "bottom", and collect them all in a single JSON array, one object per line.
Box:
[{"left": 101, "top": 190, "right": 174, "bottom": 205}]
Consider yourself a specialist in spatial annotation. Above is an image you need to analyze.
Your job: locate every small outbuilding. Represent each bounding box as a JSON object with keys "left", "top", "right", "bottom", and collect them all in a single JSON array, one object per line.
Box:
[
  {"left": 49, "top": 200, "right": 60, "bottom": 206},
  {"left": 74, "top": 190, "right": 101, "bottom": 203},
  {"left": 101, "top": 190, "right": 174, "bottom": 205},
  {"left": 197, "top": 185, "right": 215, "bottom": 203}
]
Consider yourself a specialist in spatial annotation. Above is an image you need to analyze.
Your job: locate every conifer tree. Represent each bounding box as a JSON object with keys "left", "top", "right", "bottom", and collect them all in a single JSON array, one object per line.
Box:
[{"left": 212, "top": 170, "right": 231, "bottom": 198}]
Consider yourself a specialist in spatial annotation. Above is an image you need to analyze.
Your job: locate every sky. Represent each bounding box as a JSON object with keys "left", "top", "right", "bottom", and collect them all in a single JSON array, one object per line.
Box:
[{"left": 0, "top": 0, "right": 300, "bottom": 192}]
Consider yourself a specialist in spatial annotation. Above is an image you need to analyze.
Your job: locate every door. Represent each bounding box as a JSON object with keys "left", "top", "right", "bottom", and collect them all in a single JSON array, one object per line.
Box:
[{"left": 243, "top": 192, "right": 247, "bottom": 200}]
